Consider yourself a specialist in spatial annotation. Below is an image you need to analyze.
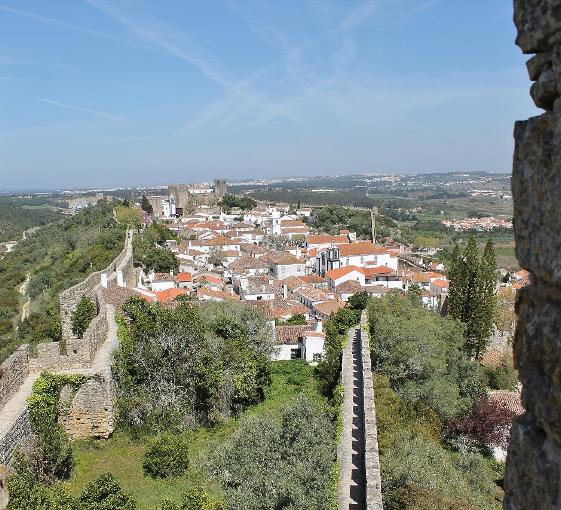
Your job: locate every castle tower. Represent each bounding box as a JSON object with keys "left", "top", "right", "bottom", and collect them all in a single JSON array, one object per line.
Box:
[{"left": 213, "top": 179, "right": 227, "bottom": 199}]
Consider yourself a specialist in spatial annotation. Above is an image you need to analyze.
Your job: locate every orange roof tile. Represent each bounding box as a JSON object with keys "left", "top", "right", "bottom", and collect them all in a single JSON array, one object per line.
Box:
[
  {"left": 176, "top": 272, "right": 193, "bottom": 282},
  {"left": 338, "top": 242, "right": 389, "bottom": 257},
  {"left": 326, "top": 265, "right": 364, "bottom": 280}
]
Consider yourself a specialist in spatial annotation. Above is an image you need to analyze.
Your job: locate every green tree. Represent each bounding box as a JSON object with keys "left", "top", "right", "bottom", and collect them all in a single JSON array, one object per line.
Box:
[
  {"left": 407, "top": 284, "right": 422, "bottom": 306},
  {"left": 448, "top": 238, "right": 497, "bottom": 359},
  {"left": 209, "top": 396, "right": 335, "bottom": 510},
  {"left": 282, "top": 314, "right": 307, "bottom": 325},
  {"left": 472, "top": 239, "right": 497, "bottom": 359},
  {"left": 141, "top": 195, "right": 153, "bottom": 215},
  {"left": 71, "top": 295, "right": 97, "bottom": 338},
  {"left": 348, "top": 291, "right": 369, "bottom": 311},
  {"left": 78, "top": 473, "right": 136, "bottom": 510}
]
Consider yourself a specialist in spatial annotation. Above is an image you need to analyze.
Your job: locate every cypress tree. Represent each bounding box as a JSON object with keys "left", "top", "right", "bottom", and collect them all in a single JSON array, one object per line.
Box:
[
  {"left": 472, "top": 239, "right": 497, "bottom": 359},
  {"left": 141, "top": 195, "right": 153, "bottom": 215},
  {"left": 447, "top": 243, "right": 464, "bottom": 319}
]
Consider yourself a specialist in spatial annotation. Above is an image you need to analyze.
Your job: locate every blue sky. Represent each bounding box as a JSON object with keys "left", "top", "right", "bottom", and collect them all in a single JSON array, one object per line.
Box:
[{"left": 0, "top": 0, "right": 539, "bottom": 190}]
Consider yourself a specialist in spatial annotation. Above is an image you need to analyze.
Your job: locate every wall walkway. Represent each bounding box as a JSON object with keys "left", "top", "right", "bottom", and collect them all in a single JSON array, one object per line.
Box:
[{"left": 338, "top": 312, "right": 383, "bottom": 510}]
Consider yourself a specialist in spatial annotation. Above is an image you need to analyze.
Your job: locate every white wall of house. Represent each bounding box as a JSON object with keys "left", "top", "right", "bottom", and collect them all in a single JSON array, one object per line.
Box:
[
  {"left": 273, "top": 263, "right": 306, "bottom": 280},
  {"left": 303, "top": 335, "right": 325, "bottom": 363},
  {"left": 242, "top": 292, "right": 275, "bottom": 301},
  {"left": 339, "top": 252, "right": 398, "bottom": 271},
  {"left": 271, "top": 343, "right": 301, "bottom": 361},
  {"left": 151, "top": 280, "right": 175, "bottom": 292}
]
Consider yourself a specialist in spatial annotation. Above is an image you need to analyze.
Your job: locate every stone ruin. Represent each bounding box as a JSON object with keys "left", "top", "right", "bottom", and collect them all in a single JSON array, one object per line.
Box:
[{"left": 504, "top": 1, "right": 561, "bottom": 509}]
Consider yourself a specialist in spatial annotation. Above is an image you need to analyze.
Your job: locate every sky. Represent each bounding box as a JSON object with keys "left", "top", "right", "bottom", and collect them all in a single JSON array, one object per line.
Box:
[{"left": 0, "top": 0, "right": 540, "bottom": 191}]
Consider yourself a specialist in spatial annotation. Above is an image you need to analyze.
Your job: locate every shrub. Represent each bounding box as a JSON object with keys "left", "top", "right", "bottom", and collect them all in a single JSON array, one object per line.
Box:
[
  {"left": 444, "top": 397, "right": 516, "bottom": 451},
  {"left": 143, "top": 434, "right": 190, "bottom": 478},
  {"left": 78, "top": 473, "right": 136, "bottom": 510},
  {"left": 71, "top": 295, "right": 96, "bottom": 338},
  {"left": 485, "top": 357, "right": 518, "bottom": 391},
  {"left": 182, "top": 487, "right": 225, "bottom": 510}
]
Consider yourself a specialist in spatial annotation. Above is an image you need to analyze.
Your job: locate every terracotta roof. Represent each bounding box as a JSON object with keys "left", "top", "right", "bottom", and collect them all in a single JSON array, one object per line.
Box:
[
  {"left": 307, "top": 234, "right": 349, "bottom": 245},
  {"left": 176, "top": 272, "right": 193, "bottom": 282},
  {"left": 229, "top": 255, "right": 269, "bottom": 271},
  {"left": 431, "top": 279, "right": 449, "bottom": 289},
  {"left": 326, "top": 265, "right": 364, "bottom": 280},
  {"left": 275, "top": 325, "right": 307, "bottom": 344},
  {"left": 488, "top": 390, "right": 524, "bottom": 416},
  {"left": 155, "top": 288, "right": 188, "bottom": 302},
  {"left": 362, "top": 266, "right": 393, "bottom": 276},
  {"left": 338, "top": 242, "right": 389, "bottom": 257},
  {"left": 313, "top": 300, "right": 346, "bottom": 317},
  {"left": 295, "top": 285, "right": 332, "bottom": 303},
  {"left": 300, "top": 274, "right": 327, "bottom": 285},
  {"left": 153, "top": 272, "right": 175, "bottom": 282},
  {"left": 197, "top": 288, "right": 239, "bottom": 301},
  {"left": 281, "top": 219, "right": 307, "bottom": 227},
  {"left": 264, "top": 252, "right": 305, "bottom": 266},
  {"left": 196, "top": 274, "right": 223, "bottom": 285},
  {"left": 336, "top": 280, "right": 363, "bottom": 294}
]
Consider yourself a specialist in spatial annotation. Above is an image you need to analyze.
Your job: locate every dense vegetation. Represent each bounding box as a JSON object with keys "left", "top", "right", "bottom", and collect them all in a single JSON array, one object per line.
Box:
[
  {"left": 132, "top": 223, "right": 179, "bottom": 273},
  {"left": 306, "top": 205, "right": 396, "bottom": 240},
  {"left": 369, "top": 293, "right": 506, "bottom": 509},
  {"left": 218, "top": 194, "right": 257, "bottom": 212},
  {"left": 0, "top": 199, "right": 61, "bottom": 243},
  {"left": 209, "top": 395, "right": 336, "bottom": 509},
  {"left": 0, "top": 201, "right": 125, "bottom": 361},
  {"left": 47, "top": 361, "right": 334, "bottom": 509},
  {"left": 114, "top": 297, "right": 274, "bottom": 432}
]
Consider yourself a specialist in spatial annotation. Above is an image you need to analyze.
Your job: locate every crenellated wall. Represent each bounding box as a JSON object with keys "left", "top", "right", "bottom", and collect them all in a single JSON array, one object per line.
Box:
[
  {"left": 360, "top": 311, "right": 383, "bottom": 510},
  {"left": 504, "top": 2, "right": 561, "bottom": 509}
]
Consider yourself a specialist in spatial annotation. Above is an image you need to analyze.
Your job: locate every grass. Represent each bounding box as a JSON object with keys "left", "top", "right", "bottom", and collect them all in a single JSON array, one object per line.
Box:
[{"left": 61, "top": 360, "right": 324, "bottom": 509}]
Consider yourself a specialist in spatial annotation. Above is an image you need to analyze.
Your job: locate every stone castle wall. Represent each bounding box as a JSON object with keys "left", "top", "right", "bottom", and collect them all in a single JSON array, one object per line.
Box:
[
  {"left": 360, "top": 311, "right": 383, "bottom": 510},
  {"left": 504, "top": 2, "right": 561, "bottom": 509},
  {"left": 59, "top": 370, "right": 115, "bottom": 440},
  {"left": 0, "top": 409, "right": 31, "bottom": 467},
  {"left": 0, "top": 347, "right": 29, "bottom": 409}
]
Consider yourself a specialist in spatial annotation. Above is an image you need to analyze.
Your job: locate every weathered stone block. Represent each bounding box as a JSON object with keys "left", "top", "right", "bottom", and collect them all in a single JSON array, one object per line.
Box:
[
  {"left": 504, "top": 413, "right": 561, "bottom": 510},
  {"left": 514, "top": 0, "right": 561, "bottom": 54},
  {"left": 512, "top": 113, "right": 561, "bottom": 286}
]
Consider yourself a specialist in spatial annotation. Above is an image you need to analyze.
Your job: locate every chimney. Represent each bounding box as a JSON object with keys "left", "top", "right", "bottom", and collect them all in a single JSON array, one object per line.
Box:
[
  {"left": 283, "top": 283, "right": 288, "bottom": 299},
  {"left": 315, "top": 317, "right": 323, "bottom": 332},
  {"left": 100, "top": 273, "right": 108, "bottom": 288}
]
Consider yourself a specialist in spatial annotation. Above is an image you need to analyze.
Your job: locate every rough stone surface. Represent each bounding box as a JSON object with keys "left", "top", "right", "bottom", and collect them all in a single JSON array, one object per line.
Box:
[
  {"left": 59, "top": 373, "right": 114, "bottom": 439},
  {"left": 504, "top": 3, "right": 561, "bottom": 509},
  {"left": 0, "top": 346, "right": 29, "bottom": 408}
]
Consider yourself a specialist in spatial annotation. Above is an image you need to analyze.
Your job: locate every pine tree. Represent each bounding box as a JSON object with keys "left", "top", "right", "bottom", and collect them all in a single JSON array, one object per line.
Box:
[{"left": 141, "top": 195, "right": 153, "bottom": 215}]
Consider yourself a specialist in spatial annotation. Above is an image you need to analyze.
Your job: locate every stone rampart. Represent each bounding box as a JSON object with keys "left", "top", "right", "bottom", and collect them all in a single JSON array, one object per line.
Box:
[
  {"left": 504, "top": 2, "right": 561, "bottom": 509},
  {"left": 59, "top": 229, "right": 133, "bottom": 342},
  {"left": 0, "top": 346, "right": 29, "bottom": 409},
  {"left": 0, "top": 409, "right": 31, "bottom": 467},
  {"left": 360, "top": 311, "right": 383, "bottom": 510}
]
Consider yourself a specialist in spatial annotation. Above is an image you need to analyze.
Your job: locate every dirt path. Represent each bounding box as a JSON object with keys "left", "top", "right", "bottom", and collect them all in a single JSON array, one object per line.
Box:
[{"left": 19, "top": 273, "right": 31, "bottom": 322}]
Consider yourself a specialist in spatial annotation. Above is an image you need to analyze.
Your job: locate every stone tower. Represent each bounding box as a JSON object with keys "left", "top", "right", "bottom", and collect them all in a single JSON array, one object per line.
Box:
[{"left": 214, "top": 179, "right": 227, "bottom": 199}]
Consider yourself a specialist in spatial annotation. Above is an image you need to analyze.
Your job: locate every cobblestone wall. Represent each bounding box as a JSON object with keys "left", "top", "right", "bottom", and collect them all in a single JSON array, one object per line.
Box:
[
  {"left": 504, "top": 2, "right": 561, "bottom": 509},
  {"left": 360, "top": 311, "right": 383, "bottom": 510},
  {"left": 0, "top": 346, "right": 29, "bottom": 408}
]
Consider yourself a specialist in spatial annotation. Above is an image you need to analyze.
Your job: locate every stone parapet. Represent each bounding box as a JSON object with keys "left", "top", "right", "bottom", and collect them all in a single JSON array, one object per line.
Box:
[
  {"left": 360, "top": 311, "right": 383, "bottom": 510},
  {"left": 0, "top": 346, "right": 29, "bottom": 408},
  {"left": 0, "top": 408, "right": 31, "bottom": 467},
  {"left": 504, "top": 3, "right": 561, "bottom": 509}
]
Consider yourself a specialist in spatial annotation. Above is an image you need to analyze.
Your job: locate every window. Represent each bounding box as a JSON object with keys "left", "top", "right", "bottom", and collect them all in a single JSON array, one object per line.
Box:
[
  {"left": 257, "top": 296, "right": 262, "bottom": 300},
  {"left": 290, "top": 348, "right": 302, "bottom": 359},
  {"left": 312, "top": 353, "right": 322, "bottom": 363}
]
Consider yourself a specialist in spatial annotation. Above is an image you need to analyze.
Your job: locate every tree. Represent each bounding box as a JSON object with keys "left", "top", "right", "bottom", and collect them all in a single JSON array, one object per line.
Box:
[
  {"left": 141, "top": 195, "right": 153, "bottom": 215},
  {"left": 407, "top": 284, "right": 422, "bottom": 306},
  {"left": 472, "top": 239, "right": 497, "bottom": 358},
  {"left": 209, "top": 396, "right": 335, "bottom": 510},
  {"left": 447, "top": 238, "right": 497, "bottom": 360},
  {"left": 369, "top": 292, "right": 484, "bottom": 418},
  {"left": 122, "top": 198, "right": 130, "bottom": 207},
  {"left": 71, "top": 295, "right": 97, "bottom": 338},
  {"left": 281, "top": 314, "right": 307, "bottom": 325},
  {"left": 78, "top": 473, "right": 137, "bottom": 510},
  {"left": 348, "top": 291, "right": 369, "bottom": 311}
]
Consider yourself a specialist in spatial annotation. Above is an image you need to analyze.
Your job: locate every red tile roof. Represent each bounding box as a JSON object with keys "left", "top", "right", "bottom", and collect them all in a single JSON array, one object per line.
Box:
[
  {"left": 338, "top": 242, "right": 389, "bottom": 257},
  {"left": 176, "top": 272, "right": 193, "bottom": 282},
  {"left": 326, "top": 265, "right": 364, "bottom": 280}
]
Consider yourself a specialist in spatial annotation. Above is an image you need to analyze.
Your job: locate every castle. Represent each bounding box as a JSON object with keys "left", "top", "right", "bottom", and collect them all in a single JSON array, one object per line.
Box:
[{"left": 168, "top": 179, "right": 227, "bottom": 210}]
